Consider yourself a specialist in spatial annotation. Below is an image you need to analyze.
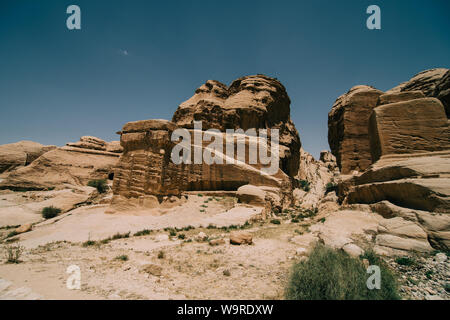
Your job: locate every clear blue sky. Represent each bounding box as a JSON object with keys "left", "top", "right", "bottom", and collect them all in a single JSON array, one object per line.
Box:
[{"left": 1, "top": 0, "right": 449, "bottom": 158}]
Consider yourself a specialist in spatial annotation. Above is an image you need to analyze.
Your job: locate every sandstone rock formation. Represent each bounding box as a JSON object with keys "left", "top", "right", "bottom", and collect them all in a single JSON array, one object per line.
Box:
[
  {"left": 0, "top": 141, "right": 56, "bottom": 174},
  {"left": 328, "top": 85, "right": 383, "bottom": 174},
  {"left": 369, "top": 97, "right": 450, "bottom": 162},
  {"left": 387, "top": 68, "right": 450, "bottom": 117},
  {"left": 172, "top": 75, "right": 301, "bottom": 177},
  {"left": 331, "top": 69, "right": 450, "bottom": 252},
  {"left": 293, "top": 148, "right": 338, "bottom": 210},
  {"left": 0, "top": 137, "right": 120, "bottom": 191},
  {"left": 112, "top": 75, "right": 301, "bottom": 210}
]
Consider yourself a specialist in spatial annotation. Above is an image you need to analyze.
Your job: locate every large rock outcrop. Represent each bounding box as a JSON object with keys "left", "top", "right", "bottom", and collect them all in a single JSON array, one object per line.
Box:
[
  {"left": 0, "top": 141, "right": 56, "bottom": 174},
  {"left": 112, "top": 75, "right": 300, "bottom": 208},
  {"left": 328, "top": 85, "right": 383, "bottom": 174},
  {"left": 0, "top": 137, "right": 120, "bottom": 191},
  {"left": 172, "top": 75, "right": 301, "bottom": 177},
  {"left": 387, "top": 68, "right": 450, "bottom": 118},
  {"left": 369, "top": 97, "right": 450, "bottom": 162}
]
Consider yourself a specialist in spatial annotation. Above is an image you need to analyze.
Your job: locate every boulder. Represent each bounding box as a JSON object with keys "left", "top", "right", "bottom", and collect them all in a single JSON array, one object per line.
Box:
[
  {"left": 209, "top": 239, "right": 225, "bottom": 246},
  {"left": 0, "top": 141, "right": 56, "bottom": 174},
  {"left": 236, "top": 185, "right": 266, "bottom": 206},
  {"left": 369, "top": 98, "right": 450, "bottom": 162},
  {"left": 328, "top": 85, "right": 383, "bottom": 174},
  {"left": 342, "top": 243, "right": 364, "bottom": 257},
  {"left": 229, "top": 231, "right": 253, "bottom": 245},
  {"left": 15, "top": 223, "right": 32, "bottom": 234}
]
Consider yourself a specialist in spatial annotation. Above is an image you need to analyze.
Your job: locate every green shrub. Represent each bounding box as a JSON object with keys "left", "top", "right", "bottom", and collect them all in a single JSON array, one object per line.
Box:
[
  {"left": 82, "top": 240, "right": 96, "bottom": 247},
  {"left": 299, "top": 180, "right": 310, "bottom": 192},
  {"left": 158, "top": 250, "right": 165, "bottom": 259},
  {"left": 177, "top": 233, "right": 186, "bottom": 240},
  {"left": 7, "top": 231, "right": 18, "bottom": 238},
  {"left": 88, "top": 179, "right": 108, "bottom": 193},
  {"left": 115, "top": 255, "right": 128, "bottom": 261},
  {"left": 285, "top": 244, "right": 400, "bottom": 300},
  {"left": 134, "top": 229, "right": 151, "bottom": 237},
  {"left": 395, "top": 256, "right": 415, "bottom": 266},
  {"left": 42, "top": 206, "right": 61, "bottom": 219},
  {"left": 111, "top": 232, "right": 130, "bottom": 240},
  {"left": 169, "top": 230, "right": 177, "bottom": 237},
  {"left": 270, "top": 219, "right": 281, "bottom": 225}
]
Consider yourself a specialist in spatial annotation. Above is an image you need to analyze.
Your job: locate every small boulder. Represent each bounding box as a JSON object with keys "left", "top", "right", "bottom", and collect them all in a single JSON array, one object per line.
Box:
[
  {"left": 195, "top": 232, "right": 208, "bottom": 242},
  {"left": 236, "top": 185, "right": 266, "bottom": 206},
  {"left": 15, "top": 223, "right": 32, "bottom": 234},
  {"left": 229, "top": 231, "right": 253, "bottom": 245},
  {"left": 209, "top": 239, "right": 225, "bottom": 246},
  {"left": 435, "top": 252, "right": 447, "bottom": 263},
  {"left": 342, "top": 243, "right": 364, "bottom": 257}
]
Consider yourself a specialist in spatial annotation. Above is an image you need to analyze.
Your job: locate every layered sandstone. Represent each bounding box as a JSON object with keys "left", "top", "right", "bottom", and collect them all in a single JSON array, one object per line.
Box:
[
  {"left": 328, "top": 85, "right": 383, "bottom": 174},
  {"left": 0, "top": 137, "right": 120, "bottom": 190},
  {"left": 172, "top": 75, "right": 301, "bottom": 177},
  {"left": 387, "top": 68, "right": 450, "bottom": 118},
  {"left": 369, "top": 97, "right": 450, "bottom": 162},
  {"left": 112, "top": 75, "right": 300, "bottom": 208},
  {"left": 0, "top": 141, "right": 56, "bottom": 174}
]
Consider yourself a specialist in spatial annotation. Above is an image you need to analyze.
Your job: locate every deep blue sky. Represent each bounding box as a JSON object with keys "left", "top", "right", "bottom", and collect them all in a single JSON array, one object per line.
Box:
[{"left": 1, "top": 0, "right": 449, "bottom": 158}]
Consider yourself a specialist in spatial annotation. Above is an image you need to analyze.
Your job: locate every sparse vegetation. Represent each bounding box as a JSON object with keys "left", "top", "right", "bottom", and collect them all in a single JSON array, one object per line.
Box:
[
  {"left": 299, "top": 180, "right": 311, "bottom": 192},
  {"left": 158, "top": 250, "right": 165, "bottom": 259},
  {"left": 134, "top": 229, "right": 151, "bottom": 237},
  {"left": 177, "top": 233, "right": 186, "bottom": 240},
  {"left": 286, "top": 244, "right": 400, "bottom": 300},
  {"left": 115, "top": 255, "right": 128, "bottom": 261},
  {"left": 111, "top": 232, "right": 130, "bottom": 240},
  {"left": 87, "top": 179, "right": 108, "bottom": 193},
  {"left": 82, "top": 240, "right": 96, "bottom": 247},
  {"left": 4, "top": 244, "right": 24, "bottom": 264},
  {"left": 395, "top": 256, "right": 415, "bottom": 266},
  {"left": 6, "top": 230, "right": 18, "bottom": 238},
  {"left": 169, "top": 230, "right": 177, "bottom": 237},
  {"left": 270, "top": 219, "right": 281, "bottom": 225},
  {"left": 42, "top": 206, "right": 61, "bottom": 219}
]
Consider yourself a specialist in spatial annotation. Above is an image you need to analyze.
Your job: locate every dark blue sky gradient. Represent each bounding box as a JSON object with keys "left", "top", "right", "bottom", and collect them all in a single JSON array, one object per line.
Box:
[{"left": 0, "top": 0, "right": 449, "bottom": 157}]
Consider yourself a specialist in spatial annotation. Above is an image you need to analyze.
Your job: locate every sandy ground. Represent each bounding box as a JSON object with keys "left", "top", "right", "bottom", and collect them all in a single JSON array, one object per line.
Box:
[
  {"left": 0, "top": 218, "right": 313, "bottom": 299},
  {"left": 1, "top": 190, "right": 311, "bottom": 299}
]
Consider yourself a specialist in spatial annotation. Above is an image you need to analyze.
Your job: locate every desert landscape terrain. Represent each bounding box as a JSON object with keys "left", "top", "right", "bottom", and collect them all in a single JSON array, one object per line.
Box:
[{"left": 0, "top": 70, "right": 449, "bottom": 300}]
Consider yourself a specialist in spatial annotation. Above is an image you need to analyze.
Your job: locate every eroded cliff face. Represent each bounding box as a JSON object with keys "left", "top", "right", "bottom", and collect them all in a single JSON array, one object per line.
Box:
[
  {"left": 112, "top": 75, "right": 301, "bottom": 208},
  {"left": 328, "top": 85, "right": 383, "bottom": 174},
  {"left": 331, "top": 68, "right": 450, "bottom": 251}
]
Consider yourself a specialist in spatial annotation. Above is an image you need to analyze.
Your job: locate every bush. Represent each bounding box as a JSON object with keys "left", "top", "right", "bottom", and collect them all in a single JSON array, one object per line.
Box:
[
  {"left": 158, "top": 250, "right": 165, "bottom": 259},
  {"left": 134, "top": 229, "right": 151, "bottom": 237},
  {"left": 299, "top": 180, "right": 310, "bottom": 192},
  {"left": 4, "top": 244, "right": 24, "bottom": 264},
  {"left": 395, "top": 256, "right": 415, "bottom": 266},
  {"left": 325, "top": 182, "right": 337, "bottom": 194},
  {"left": 115, "top": 255, "right": 128, "bottom": 261},
  {"left": 285, "top": 244, "right": 400, "bottom": 300},
  {"left": 88, "top": 179, "right": 108, "bottom": 193},
  {"left": 42, "top": 206, "right": 61, "bottom": 219},
  {"left": 270, "top": 219, "right": 281, "bottom": 225}
]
